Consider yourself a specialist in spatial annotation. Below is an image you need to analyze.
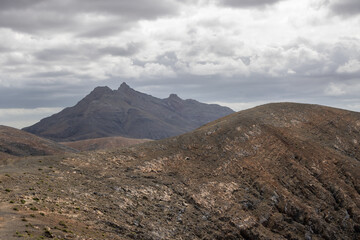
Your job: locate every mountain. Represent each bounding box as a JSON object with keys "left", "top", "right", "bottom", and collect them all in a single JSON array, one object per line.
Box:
[
  {"left": 1, "top": 103, "right": 359, "bottom": 239},
  {"left": 0, "top": 125, "right": 75, "bottom": 159},
  {"left": 61, "top": 136, "right": 151, "bottom": 151},
  {"left": 23, "top": 82, "right": 234, "bottom": 141}
]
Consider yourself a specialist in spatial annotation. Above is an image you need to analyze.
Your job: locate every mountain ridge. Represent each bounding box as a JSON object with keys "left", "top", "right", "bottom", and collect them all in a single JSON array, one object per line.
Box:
[{"left": 23, "top": 83, "right": 234, "bottom": 141}]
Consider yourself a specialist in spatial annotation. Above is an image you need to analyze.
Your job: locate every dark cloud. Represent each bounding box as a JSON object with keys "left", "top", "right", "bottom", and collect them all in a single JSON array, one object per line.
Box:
[
  {"left": 330, "top": 0, "right": 360, "bottom": 17},
  {"left": 0, "top": 10, "right": 76, "bottom": 34},
  {"left": 77, "top": 24, "right": 132, "bottom": 38},
  {"left": 34, "top": 48, "right": 83, "bottom": 62},
  {"left": 66, "top": 0, "right": 179, "bottom": 20},
  {"left": 218, "top": 0, "right": 284, "bottom": 8},
  {"left": 34, "top": 46, "right": 102, "bottom": 62},
  {"left": 0, "top": 0, "right": 44, "bottom": 10},
  {"left": 0, "top": 0, "right": 180, "bottom": 35}
]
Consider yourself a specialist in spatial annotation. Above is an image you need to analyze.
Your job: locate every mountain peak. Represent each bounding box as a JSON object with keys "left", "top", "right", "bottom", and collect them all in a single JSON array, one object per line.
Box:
[
  {"left": 92, "top": 86, "right": 112, "bottom": 93},
  {"left": 24, "top": 85, "right": 234, "bottom": 141},
  {"left": 118, "top": 82, "right": 131, "bottom": 91},
  {"left": 168, "top": 93, "right": 182, "bottom": 101},
  {"left": 87, "top": 86, "right": 112, "bottom": 99}
]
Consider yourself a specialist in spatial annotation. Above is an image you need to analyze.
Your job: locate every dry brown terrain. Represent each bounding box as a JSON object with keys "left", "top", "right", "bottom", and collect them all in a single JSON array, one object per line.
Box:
[
  {"left": 0, "top": 103, "right": 359, "bottom": 239},
  {"left": 61, "top": 136, "right": 151, "bottom": 151},
  {"left": 0, "top": 126, "right": 76, "bottom": 160}
]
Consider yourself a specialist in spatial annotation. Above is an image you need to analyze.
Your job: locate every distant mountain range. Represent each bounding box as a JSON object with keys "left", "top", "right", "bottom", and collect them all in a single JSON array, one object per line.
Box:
[{"left": 23, "top": 83, "right": 234, "bottom": 141}]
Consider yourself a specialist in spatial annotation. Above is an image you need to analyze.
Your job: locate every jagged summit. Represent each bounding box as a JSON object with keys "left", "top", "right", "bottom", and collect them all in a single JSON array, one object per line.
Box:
[
  {"left": 23, "top": 83, "right": 234, "bottom": 141},
  {"left": 118, "top": 82, "right": 131, "bottom": 91},
  {"left": 168, "top": 93, "right": 181, "bottom": 100}
]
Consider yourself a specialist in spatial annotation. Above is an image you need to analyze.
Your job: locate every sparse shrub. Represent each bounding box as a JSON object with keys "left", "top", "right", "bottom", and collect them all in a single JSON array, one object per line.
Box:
[
  {"left": 59, "top": 221, "right": 67, "bottom": 228},
  {"left": 5, "top": 188, "right": 11, "bottom": 192},
  {"left": 43, "top": 229, "right": 53, "bottom": 238},
  {"left": 21, "top": 199, "right": 26, "bottom": 204},
  {"left": 13, "top": 207, "right": 19, "bottom": 211}
]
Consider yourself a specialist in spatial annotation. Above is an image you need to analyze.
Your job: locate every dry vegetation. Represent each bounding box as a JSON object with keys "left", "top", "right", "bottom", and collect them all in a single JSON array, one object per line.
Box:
[
  {"left": 0, "top": 103, "right": 359, "bottom": 239},
  {"left": 61, "top": 136, "right": 151, "bottom": 152}
]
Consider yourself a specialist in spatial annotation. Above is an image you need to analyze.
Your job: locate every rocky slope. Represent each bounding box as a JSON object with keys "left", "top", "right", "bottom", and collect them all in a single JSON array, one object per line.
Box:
[
  {"left": 0, "top": 125, "right": 75, "bottom": 159},
  {"left": 61, "top": 136, "right": 151, "bottom": 151},
  {"left": 1, "top": 103, "right": 359, "bottom": 239},
  {"left": 23, "top": 83, "right": 234, "bottom": 141}
]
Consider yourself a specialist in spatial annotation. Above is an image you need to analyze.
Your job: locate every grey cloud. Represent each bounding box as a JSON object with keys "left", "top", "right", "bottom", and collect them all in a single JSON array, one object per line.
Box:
[
  {"left": 218, "top": 0, "right": 285, "bottom": 8},
  {"left": 76, "top": 23, "right": 134, "bottom": 38},
  {"left": 0, "top": 10, "right": 76, "bottom": 34},
  {"left": 0, "top": 85, "right": 84, "bottom": 108},
  {"left": 34, "top": 48, "right": 81, "bottom": 62},
  {"left": 28, "top": 71, "right": 73, "bottom": 79},
  {"left": 330, "top": 0, "right": 360, "bottom": 17},
  {"left": 156, "top": 52, "right": 179, "bottom": 66},
  {"left": 0, "top": 0, "right": 180, "bottom": 35},
  {"left": 65, "top": 0, "right": 179, "bottom": 20},
  {"left": 0, "top": 0, "right": 44, "bottom": 10},
  {"left": 100, "top": 42, "right": 142, "bottom": 57},
  {"left": 34, "top": 42, "right": 141, "bottom": 63},
  {"left": 34, "top": 46, "right": 101, "bottom": 62}
]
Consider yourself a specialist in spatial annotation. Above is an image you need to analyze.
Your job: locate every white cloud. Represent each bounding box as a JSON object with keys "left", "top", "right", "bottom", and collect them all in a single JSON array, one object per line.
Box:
[
  {"left": 324, "top": 83, "right": 346, "bottom": 96},
  {"left": 337, "top": 59, "right": 360, "bottom": 74}
]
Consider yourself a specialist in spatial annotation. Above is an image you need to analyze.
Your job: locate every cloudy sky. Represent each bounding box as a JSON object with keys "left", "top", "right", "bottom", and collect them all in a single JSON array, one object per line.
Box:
[{"left": 0, "top": 0, "right": 359, "bottom": 128}]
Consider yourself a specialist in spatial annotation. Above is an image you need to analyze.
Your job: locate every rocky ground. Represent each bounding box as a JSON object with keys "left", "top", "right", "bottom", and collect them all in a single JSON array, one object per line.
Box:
[
  {"left": 0, "top": 103, "right": 359, "bottom": 239},
  {"left": 61, "top": 136, "right": 151, "bottom": 152}
]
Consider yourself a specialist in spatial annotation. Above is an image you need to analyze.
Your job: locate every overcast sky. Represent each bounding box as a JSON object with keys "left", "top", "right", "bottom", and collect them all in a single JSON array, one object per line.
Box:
[{"left": 0, "top": 0, "right": 359, "bottom": 128}]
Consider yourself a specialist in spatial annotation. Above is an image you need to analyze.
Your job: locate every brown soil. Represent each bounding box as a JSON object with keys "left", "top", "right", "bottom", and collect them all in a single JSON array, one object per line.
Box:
[
  {"left": 61, "top": 136, "right": 151, "bottom": 151},
  {"left": 0, "top": 125, "right": 75, "bottom": 160},
  {"left": 0, "top": 103, "right": 359, "bottom": 239}
]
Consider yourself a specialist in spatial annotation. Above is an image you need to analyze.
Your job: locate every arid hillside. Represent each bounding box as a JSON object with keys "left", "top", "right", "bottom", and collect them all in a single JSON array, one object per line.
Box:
[
  {"left": 1, "top": 103, "right": 359, "bottom": 239},
  {"left": 61, "top": 136, "right": 151, "bottom": 151},
  {"left": 0, "top": 125, "right": 75, "bottom": 160}
]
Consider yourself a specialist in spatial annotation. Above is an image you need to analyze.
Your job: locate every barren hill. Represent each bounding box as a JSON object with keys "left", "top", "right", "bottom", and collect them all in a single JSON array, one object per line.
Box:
[
  {"left": 61, "top": 136, "right": 151, "bottom": 151},
  {"left": 0, "top": 125, "right": 75, "bottom": 159},
  {"left": 1, "top": 103, "right": 359, "bottom": 239},
  {"left": 23, "top": 82, "right": 234, "bottom": 141}
]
